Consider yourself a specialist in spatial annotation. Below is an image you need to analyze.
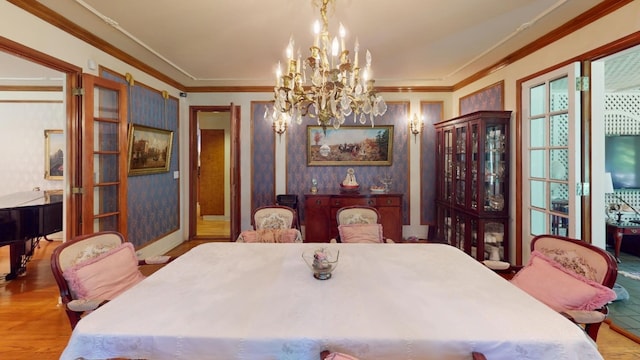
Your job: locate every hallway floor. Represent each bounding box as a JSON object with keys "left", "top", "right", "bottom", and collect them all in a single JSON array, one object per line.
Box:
[{"left": 608, "top": 250, "right": 640, "bottom": 339}]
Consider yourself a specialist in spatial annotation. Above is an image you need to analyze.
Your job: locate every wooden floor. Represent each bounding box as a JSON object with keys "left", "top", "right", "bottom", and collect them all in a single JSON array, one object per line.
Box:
[
  {"left": 196, "top": 218, "right": 230, "bottom": 238},
  {"left": 1, "top": 239, "right": 640, "bottom": 359}
]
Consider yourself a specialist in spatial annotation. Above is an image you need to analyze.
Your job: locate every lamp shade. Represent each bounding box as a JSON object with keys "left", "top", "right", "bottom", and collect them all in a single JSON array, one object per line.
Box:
[{"left": 604, "top": 172, "right": 615, "bottom": 194}]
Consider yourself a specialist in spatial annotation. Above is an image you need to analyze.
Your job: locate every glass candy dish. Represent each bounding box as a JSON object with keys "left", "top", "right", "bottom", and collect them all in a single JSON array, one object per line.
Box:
[{"left": 302, "top": 247, "right": 340, "bottom": 280}]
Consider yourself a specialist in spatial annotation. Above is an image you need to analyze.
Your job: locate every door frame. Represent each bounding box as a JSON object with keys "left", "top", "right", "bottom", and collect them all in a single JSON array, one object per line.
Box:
[
  {"left": 188, "top": 105, "right": 240, "bottom": 241},
  {"left": 515, "top": 33, "right": 640, "bottom": 265},
  {"left": 0, "top": 36, "right": 83, "bottom": 239}
]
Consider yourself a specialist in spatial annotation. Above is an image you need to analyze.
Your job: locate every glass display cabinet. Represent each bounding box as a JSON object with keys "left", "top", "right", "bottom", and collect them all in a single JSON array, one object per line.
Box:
[{"left": 435, "top": 111, "right": 511, "bottom": 262}]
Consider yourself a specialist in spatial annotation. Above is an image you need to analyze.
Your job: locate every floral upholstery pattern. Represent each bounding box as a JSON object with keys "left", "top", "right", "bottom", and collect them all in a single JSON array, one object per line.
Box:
[
  {"left": 537, "top": 247, "right": 599, "bottom": 282},
  {"left": 337, "top": 208, "right": 378, "bottom": 225},
  {"left": 257, "top": 213, "right": 290, "bottom": 229},
  {"left": 70, "top": 244, "right": 118, "bottom": 267},
  {"left": 237, "top": 229, "right": 303, "bottom": 243},
  {"left": 253, "top": 207, "right": 295, "bottom": 230}
]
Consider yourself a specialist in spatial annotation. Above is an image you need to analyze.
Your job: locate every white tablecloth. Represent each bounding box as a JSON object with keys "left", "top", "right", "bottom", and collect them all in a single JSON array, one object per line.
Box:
[{"left": 60, "top": 243, "right": 603, "bottom": 360}]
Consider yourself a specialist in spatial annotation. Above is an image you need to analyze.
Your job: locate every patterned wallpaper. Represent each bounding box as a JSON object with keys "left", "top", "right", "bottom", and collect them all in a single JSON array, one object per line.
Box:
[
  {"left": 102, "top": 70, "right": 179, "bottom": 248},
  {"left": 421, "top": 102, "right": 443, "bottom": 225},
  {"left": 251, "top": 102, "right": 276, "bottom": 211},
  {"left": 459, "top": 81, "right": 504, "bottom": 115},
  {"left": 0, "top": 101, "right": 65, "bottom": 196}
]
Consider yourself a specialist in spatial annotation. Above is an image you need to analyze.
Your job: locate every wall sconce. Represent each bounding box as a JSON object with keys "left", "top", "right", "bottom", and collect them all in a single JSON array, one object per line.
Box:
[
  {"left": 264, "top": 105, "right": 291, "bottom": 142},
  {"left": 409, "top": 113, "right": 424, "bottom": 143}
]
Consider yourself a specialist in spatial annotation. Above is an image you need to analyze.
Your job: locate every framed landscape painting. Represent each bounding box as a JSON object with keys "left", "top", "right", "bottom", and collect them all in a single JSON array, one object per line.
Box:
[
  {"left": 44, "top": 129, "right": 64, "bottom": 180},
  {"left": 307, "top": 125, "right": 393, "bottom": 166},
  {"left": 127, "top": 124, "right": 173, "bottom": 175}
]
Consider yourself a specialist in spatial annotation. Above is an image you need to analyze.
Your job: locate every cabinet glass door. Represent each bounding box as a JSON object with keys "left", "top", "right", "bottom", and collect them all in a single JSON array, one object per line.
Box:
[
  {"left": 484, "top": 123, "right": 507, "bottom": 212},
  {"left": 455, "top": 126, "right": 467, "bottom": 207},
  {"left": 443, "top": 129, "right": 453, "bottom": 202},
  {"left": 470, "top": 123, "right": 479, "bottom": 210}
]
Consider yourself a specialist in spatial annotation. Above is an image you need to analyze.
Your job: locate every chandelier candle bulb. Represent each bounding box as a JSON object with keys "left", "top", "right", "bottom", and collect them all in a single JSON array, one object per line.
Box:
[
  {"left": 313, "top": 21, "right": 320, "bottom": 47},
  {"left": 354, "top": 38, "right": 359, "bottom": 67}
]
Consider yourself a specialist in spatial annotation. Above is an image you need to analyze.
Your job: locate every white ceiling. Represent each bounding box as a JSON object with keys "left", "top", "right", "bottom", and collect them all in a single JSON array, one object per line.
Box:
[{"left": 2, "top": 0, "right": 640, "bottom": 91}]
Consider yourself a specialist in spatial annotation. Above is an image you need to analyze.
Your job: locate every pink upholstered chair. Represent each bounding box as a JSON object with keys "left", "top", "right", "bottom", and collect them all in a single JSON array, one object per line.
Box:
[
  {"left": 51, "top": 231, "right": 171, "bottom": 329},
  {"left": 510, "top": 234, "right": 618, "bottom": 341},
  {"left": 320, "top": 350, "right": 359, "bottom": 360},
  {"left": 331, "top": 205, "right": 394, "bottom": 243},
  {"left": 236, "top": 205, "right": 303, "bottom": 243},
  {"left": 252, "top": 205, "right": 298, "bottom": 230}
]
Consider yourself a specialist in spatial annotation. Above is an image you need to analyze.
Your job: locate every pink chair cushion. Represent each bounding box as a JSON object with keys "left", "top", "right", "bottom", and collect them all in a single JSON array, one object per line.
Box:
[
  {"left": 338, "top": 223, "right": 384, "bottom": 243},
  {"left": 63, "top": 242, "right": 145, "bottom": 301},
  {"left": 239, "top": 229, "right": 300, "bottom": 243},
  {"left": 510, "top": 250, "right": 616, "bottom": 311}
]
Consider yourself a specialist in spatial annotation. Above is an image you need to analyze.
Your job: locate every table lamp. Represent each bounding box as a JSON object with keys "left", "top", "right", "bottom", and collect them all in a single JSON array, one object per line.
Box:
[{"left": 605, "top": 172, "right": 622, "bottom": 222}]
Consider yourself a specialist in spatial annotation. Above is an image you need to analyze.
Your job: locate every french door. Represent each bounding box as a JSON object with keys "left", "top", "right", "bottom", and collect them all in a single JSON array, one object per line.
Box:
[
  {"left": 521, "top": 63, "right": 582, "bottom": 254},
  {"left": 78, "top": 74, "right": 128, "bottom": 234}
]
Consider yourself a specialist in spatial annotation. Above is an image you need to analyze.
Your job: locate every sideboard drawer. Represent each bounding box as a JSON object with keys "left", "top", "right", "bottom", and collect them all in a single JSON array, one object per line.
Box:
[
  {"left": 308, "top": 196, "right": 330, "bottom": 207},
  {"left": 332, "top": 197, "right": 376, "bottom": 207},
  {"left": 376, "top": 196, "right": 401, "bottom": 206}
]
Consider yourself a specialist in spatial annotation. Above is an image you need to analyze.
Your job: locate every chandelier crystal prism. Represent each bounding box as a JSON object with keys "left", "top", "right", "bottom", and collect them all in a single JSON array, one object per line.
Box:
[{"left": 269, "top": 0, "right": 387, "bottom": 133}]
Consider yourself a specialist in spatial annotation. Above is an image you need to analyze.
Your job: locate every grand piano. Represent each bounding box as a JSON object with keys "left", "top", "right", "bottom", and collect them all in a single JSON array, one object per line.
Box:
[{"left": 0, "top": 191, "right": 62, "bottom": 280}]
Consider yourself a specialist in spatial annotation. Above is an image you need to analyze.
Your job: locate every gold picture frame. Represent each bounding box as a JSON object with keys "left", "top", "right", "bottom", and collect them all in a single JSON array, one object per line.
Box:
[
  {"left": 307, "top": 125, "right": 393, "bottom": 166},
  {"left": 127, "top": 124, "right": 174, "bottom": 176},
  {"left": 44, "top": 129, "right": 64, "bottom": 180}
]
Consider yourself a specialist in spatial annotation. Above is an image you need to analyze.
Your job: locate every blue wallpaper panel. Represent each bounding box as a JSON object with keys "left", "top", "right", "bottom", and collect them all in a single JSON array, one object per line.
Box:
[
  {"left": 251, "top": 102, "right": 276, "bottom": 211},
  {"left": 102, "top": 70, "right": 179, "bottom": 247},
  {"left": 460, "top": 81, "right": 504, "bottom": 115},
  {"left": 287, "top": 102, "right": 410, "bottom": 224},
  {"left": 421, "top": 102, "right": 443, "bottom": 225}
]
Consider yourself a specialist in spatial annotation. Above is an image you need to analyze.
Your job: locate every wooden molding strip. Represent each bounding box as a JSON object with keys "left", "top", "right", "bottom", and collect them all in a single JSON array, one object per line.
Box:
[
  {"left": 0, "top": 85, "right": 62, "bottom": 92},
  {"left": 7, "top": 0, "right": 634, "bottom": 93}
]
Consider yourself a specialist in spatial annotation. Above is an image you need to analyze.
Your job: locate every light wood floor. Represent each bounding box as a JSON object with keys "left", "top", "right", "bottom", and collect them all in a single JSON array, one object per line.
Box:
[
  {"left": 196, "top": 218, "right": 230, "bottom": 238},
  {"left": 1, "top": 239, "right": 639, "bottom": 359}
]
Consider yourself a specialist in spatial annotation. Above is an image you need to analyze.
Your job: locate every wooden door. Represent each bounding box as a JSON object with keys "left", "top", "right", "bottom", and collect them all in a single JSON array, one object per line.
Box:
[{"left": 199, "top": 129, "right": 225, "bottom": 216}]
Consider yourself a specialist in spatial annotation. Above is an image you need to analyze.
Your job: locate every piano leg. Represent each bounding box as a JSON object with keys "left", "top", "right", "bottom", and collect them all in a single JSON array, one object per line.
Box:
[{"left": 5, "top": 241, "right": 26, "bottom": 280}]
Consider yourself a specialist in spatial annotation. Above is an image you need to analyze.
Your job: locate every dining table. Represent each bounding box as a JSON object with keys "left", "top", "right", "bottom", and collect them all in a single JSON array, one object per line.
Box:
[{"left": 60, "top": 242, "right": 603, "bottom": 360}]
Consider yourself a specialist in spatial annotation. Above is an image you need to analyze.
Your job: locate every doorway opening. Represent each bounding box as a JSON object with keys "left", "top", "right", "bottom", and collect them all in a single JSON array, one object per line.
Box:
[
  {"left": 188, "top": 105, "right": 240, "bottom": 241},
  {"left": 197, "top": 111, "right": 230, "bottom": 238}
]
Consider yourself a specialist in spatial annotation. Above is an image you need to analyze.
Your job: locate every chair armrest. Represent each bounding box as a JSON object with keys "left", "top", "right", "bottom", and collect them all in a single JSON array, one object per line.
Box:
[
  {"left": 482, "top": 261, "right": 523, "bottom": 280},
  {"left": 67, "top": 299, "right": 109, "bottom": 312},
  {"left": 139, "top": 255, "right": 172, "bottom": 265},
  {"left": 561, "top": 309, "right": 607, "bottom": 324}
]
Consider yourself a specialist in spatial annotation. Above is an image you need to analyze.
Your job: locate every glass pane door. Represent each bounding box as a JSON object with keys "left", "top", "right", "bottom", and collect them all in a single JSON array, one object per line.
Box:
[
  {"left": 522, "top": 63, "right": 581, "bottom": 254},
  {"left": 81, "top": 75, "right": 128, "bottom": 234}
]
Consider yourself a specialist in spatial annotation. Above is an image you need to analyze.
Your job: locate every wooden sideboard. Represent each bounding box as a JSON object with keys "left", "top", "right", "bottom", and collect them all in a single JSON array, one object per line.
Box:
[{"left": 304, "top": 192, "right": 403, "bottom": 243}]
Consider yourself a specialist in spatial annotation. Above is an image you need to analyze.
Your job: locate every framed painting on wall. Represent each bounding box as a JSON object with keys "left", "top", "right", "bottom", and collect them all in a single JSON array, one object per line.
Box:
[
  {"left": 127, "top": 124, "right": 174, "bottom": 175},
  {"left": 44, "top": 129, "right": 64, "bottom": 180},
  {"left": 307, "top": 125, "right": 393, "bottom": 166}
]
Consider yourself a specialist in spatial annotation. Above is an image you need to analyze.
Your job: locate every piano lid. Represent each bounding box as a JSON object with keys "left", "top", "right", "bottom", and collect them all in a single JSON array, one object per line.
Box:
[{"left": 0, "top": 191, "right": 61, "bottom": 209}]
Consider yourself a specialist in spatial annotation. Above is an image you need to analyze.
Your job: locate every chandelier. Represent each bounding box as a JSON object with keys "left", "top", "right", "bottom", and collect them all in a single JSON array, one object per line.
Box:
[{"left": 268, "top": 0, "right": 387, "bottom": 133}]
